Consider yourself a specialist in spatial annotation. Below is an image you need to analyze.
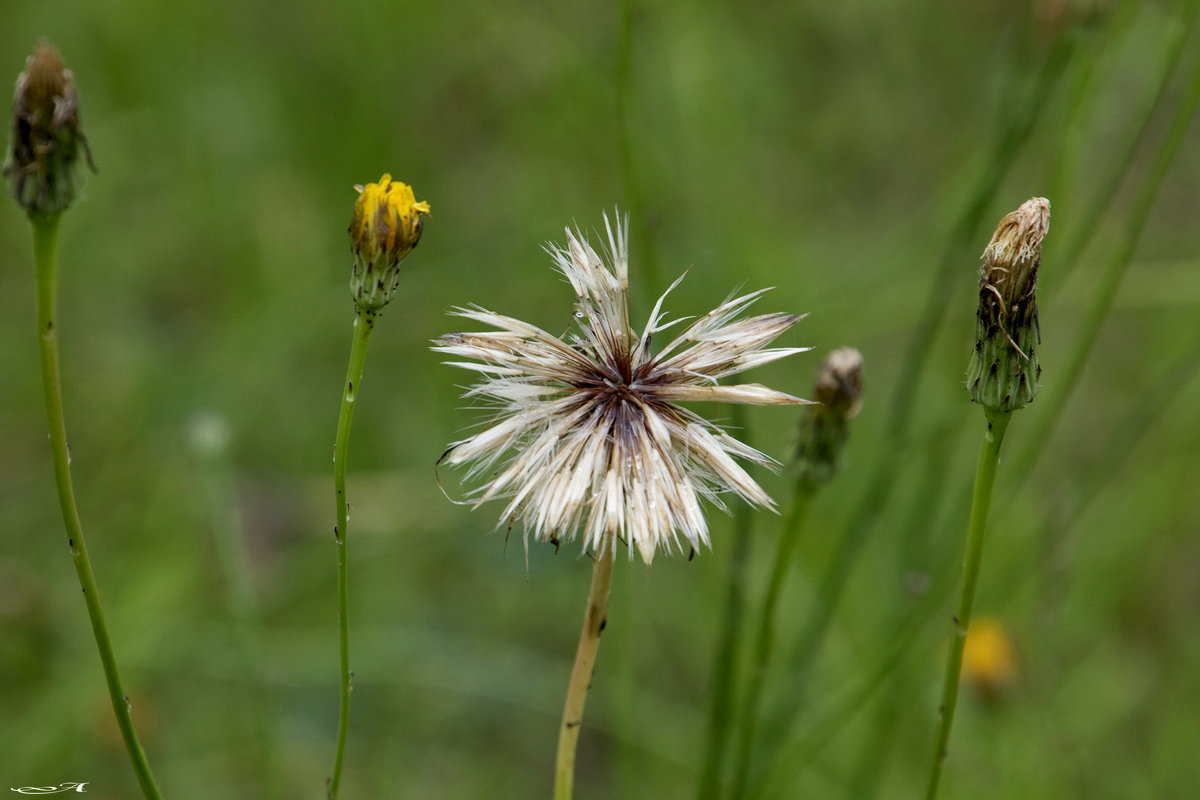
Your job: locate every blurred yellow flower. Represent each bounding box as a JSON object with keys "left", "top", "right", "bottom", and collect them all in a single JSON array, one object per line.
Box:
[{"left": 961, "top": 617, "right": 1018, "bottom": 695}]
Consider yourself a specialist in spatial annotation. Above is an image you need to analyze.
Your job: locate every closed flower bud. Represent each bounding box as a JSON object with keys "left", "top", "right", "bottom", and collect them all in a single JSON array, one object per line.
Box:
[
  {"left": 967, "top": 197, "right": 1050, "bottom": 414},
  {"left": 348, "top": 174, "right": 430, "bottom": 310},
  {"left": 795, "top": 347, "right": 864, "bottom": 487},
  {"left": 4, "top": 40, "right": 92, "bottom": 217}
]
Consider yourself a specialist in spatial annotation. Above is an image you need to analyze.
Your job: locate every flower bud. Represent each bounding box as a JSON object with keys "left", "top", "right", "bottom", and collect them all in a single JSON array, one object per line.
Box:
[
  {"left": 966, "top": 197, "right": 1050, "bottom": 414},
  {"left": 794, "top": 347, "right": 864, "bottom": 487},
  {"left": 348, "top": 174, "right": 430, "bottom": 310},
  {"left": 4, "top": 40, "right": 92, "bottom": 217}
]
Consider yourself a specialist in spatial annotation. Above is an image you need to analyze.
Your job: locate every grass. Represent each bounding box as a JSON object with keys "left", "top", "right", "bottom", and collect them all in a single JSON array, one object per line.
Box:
[{"left": 3, "top": 2, "right": 1200, "bottom": 798}]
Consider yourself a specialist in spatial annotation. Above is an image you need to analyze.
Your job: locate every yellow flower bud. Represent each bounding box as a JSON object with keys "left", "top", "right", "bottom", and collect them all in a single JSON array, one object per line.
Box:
[{"left": 348, "top": 174, "right": 431, "bottom": 310}]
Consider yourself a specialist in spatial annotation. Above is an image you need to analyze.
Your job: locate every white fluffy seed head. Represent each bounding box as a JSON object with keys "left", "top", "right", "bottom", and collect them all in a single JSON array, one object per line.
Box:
[{"left": 435, "top": 213, "right": 812, "bottom": 563}]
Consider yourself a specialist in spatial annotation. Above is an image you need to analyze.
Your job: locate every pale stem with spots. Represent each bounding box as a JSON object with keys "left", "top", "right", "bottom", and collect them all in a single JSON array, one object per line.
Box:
[{"left": 554, "top": 547, "right": 617, "bottom": 800}]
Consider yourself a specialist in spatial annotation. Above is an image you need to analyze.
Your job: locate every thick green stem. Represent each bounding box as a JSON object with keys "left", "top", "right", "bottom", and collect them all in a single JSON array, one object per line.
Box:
[
  {"left": 925, "top": 412, "right": 1010, "bottom": 800},
  {"left": 328, "top": 308, "right": 376, "bottom": 799},
  {"left": 31, "top": 212, "right": 165, "bottom": 800},
  {"left": 728, "top": 485, "right": 812, "bottom": 798},
  {"left": 554, "top": 548, "right": 617, "bottom": 800}
]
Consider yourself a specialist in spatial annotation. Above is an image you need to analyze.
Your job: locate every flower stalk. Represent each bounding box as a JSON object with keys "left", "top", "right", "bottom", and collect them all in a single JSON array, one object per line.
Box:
[
  {"left": 327, "top": 307, "right": 375, "bottom": 798},
  {"left": 9, "top": 41, "right": 163, "bottom": 800},
  {"left": 554, "top": 547, "right": 617, "bottom": 800},
  {"left": 697, "top": 405, "right": 754, "bottom": 800},
  {"left": 727, "top": 485, "right": 810, "bottom": 798},
  {"left": 926, "top": 197, "right": 1049, "bottom": 799},
  {"left": 33, "top": 213, "right": 165, "bottom": 800},
  {"left": 327, "top": 175, "right": 428, "bottom": 799},
  {"left": 729, "top": 347, "right": 863, "bottom": 798},
  {"left": 438, "top": 213, "right": 811, "bottom": 798},
  {"left": 925, "top": 411, "right": 1010, "bottom": 800}
]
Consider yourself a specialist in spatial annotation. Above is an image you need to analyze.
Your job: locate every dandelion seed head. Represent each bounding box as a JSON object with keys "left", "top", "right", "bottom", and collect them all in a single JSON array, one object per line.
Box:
[{"left": 436, "top": 213, "right": 812, "bottom": 564}]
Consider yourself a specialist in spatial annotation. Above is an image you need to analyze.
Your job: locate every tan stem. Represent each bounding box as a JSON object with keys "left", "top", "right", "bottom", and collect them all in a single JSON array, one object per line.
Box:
[{"left": 553, "top": 547, "right": 617, "bottom": 800}]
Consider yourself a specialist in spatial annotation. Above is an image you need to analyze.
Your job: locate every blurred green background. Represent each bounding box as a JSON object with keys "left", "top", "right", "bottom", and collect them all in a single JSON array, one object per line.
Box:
[{"left": 3, "top": 1, "right": 1199, "bottom": 798}]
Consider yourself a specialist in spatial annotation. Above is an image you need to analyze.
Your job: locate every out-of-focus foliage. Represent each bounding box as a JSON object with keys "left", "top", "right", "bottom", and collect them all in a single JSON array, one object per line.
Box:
[{"left": 2, "top": 1, "right": 1198, "bottom": 798}]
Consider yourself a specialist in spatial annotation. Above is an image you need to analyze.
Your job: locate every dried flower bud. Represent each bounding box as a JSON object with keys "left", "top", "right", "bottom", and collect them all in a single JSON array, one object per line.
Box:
[
  {"left": 348, "top": 174, "right": 430, "bottom": 310},
  {"left": 4, "top": 40, "right": 92, "bottom": 217},
  {"left": 967, "top": 197, "right": 1050, "bottom": 414},
  {"left": 795, "top": 347, "right": 864, "bottom": 487}
]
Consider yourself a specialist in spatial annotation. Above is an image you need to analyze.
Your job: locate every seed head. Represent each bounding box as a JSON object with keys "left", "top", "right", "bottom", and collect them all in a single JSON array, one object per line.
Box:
[
  {"left": 967, "top": 197, "right": 1050, "bottom": 414},
  {"left": 436, "top": 213, "right": 813, "bottom": 563},
  {"left": 794, "top": 347, "right": 864, "bottom": 486},
  {"left": 4, "top": 40, "right": 92, "bottom": 217},
  {"left": 348, "top": 174, "right": 430, "bottom": 310}
]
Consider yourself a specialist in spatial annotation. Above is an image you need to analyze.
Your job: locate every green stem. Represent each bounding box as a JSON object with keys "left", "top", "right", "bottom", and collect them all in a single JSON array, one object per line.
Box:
[
  {"left": 696, "top": 405, "right": 754, "bottom": 800},
  {"left": 924, "top": 411, "right": 1010, "bottom": 800},
  {"left": 328, "top": 308, "right": 376, "bottom": 799},
  {"left": 554, "top": 547, "right": 617, "bottom": 800},
  {"left": 728, "top": 485, "right": 812, "bottom": 798},
  {"left": 753, "top": 29, "right": 1079, "bottom": 781},
  {"left": 31, "top": 212, "right": 165, "bottom": 800},
  {"left": 696, "top": 519, "right": 749, "bottom": 800},
  {"left": 748, "top": 543, "right": 960, "bottom": 800},
  {"left": 615, "top": 0, "right": 657, "bottom": 303}
]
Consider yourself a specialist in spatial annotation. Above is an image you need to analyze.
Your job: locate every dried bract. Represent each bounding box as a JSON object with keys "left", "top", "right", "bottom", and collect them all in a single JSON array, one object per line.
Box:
[
  {"left": 967, "top": 197, "right": 1050, "bottom": 414},
  {"left": 795, "top": 346, "right": 864, "bottom": 486},
  {"left": 4, "top": 41, "right": 92, "bottom": 216}
]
